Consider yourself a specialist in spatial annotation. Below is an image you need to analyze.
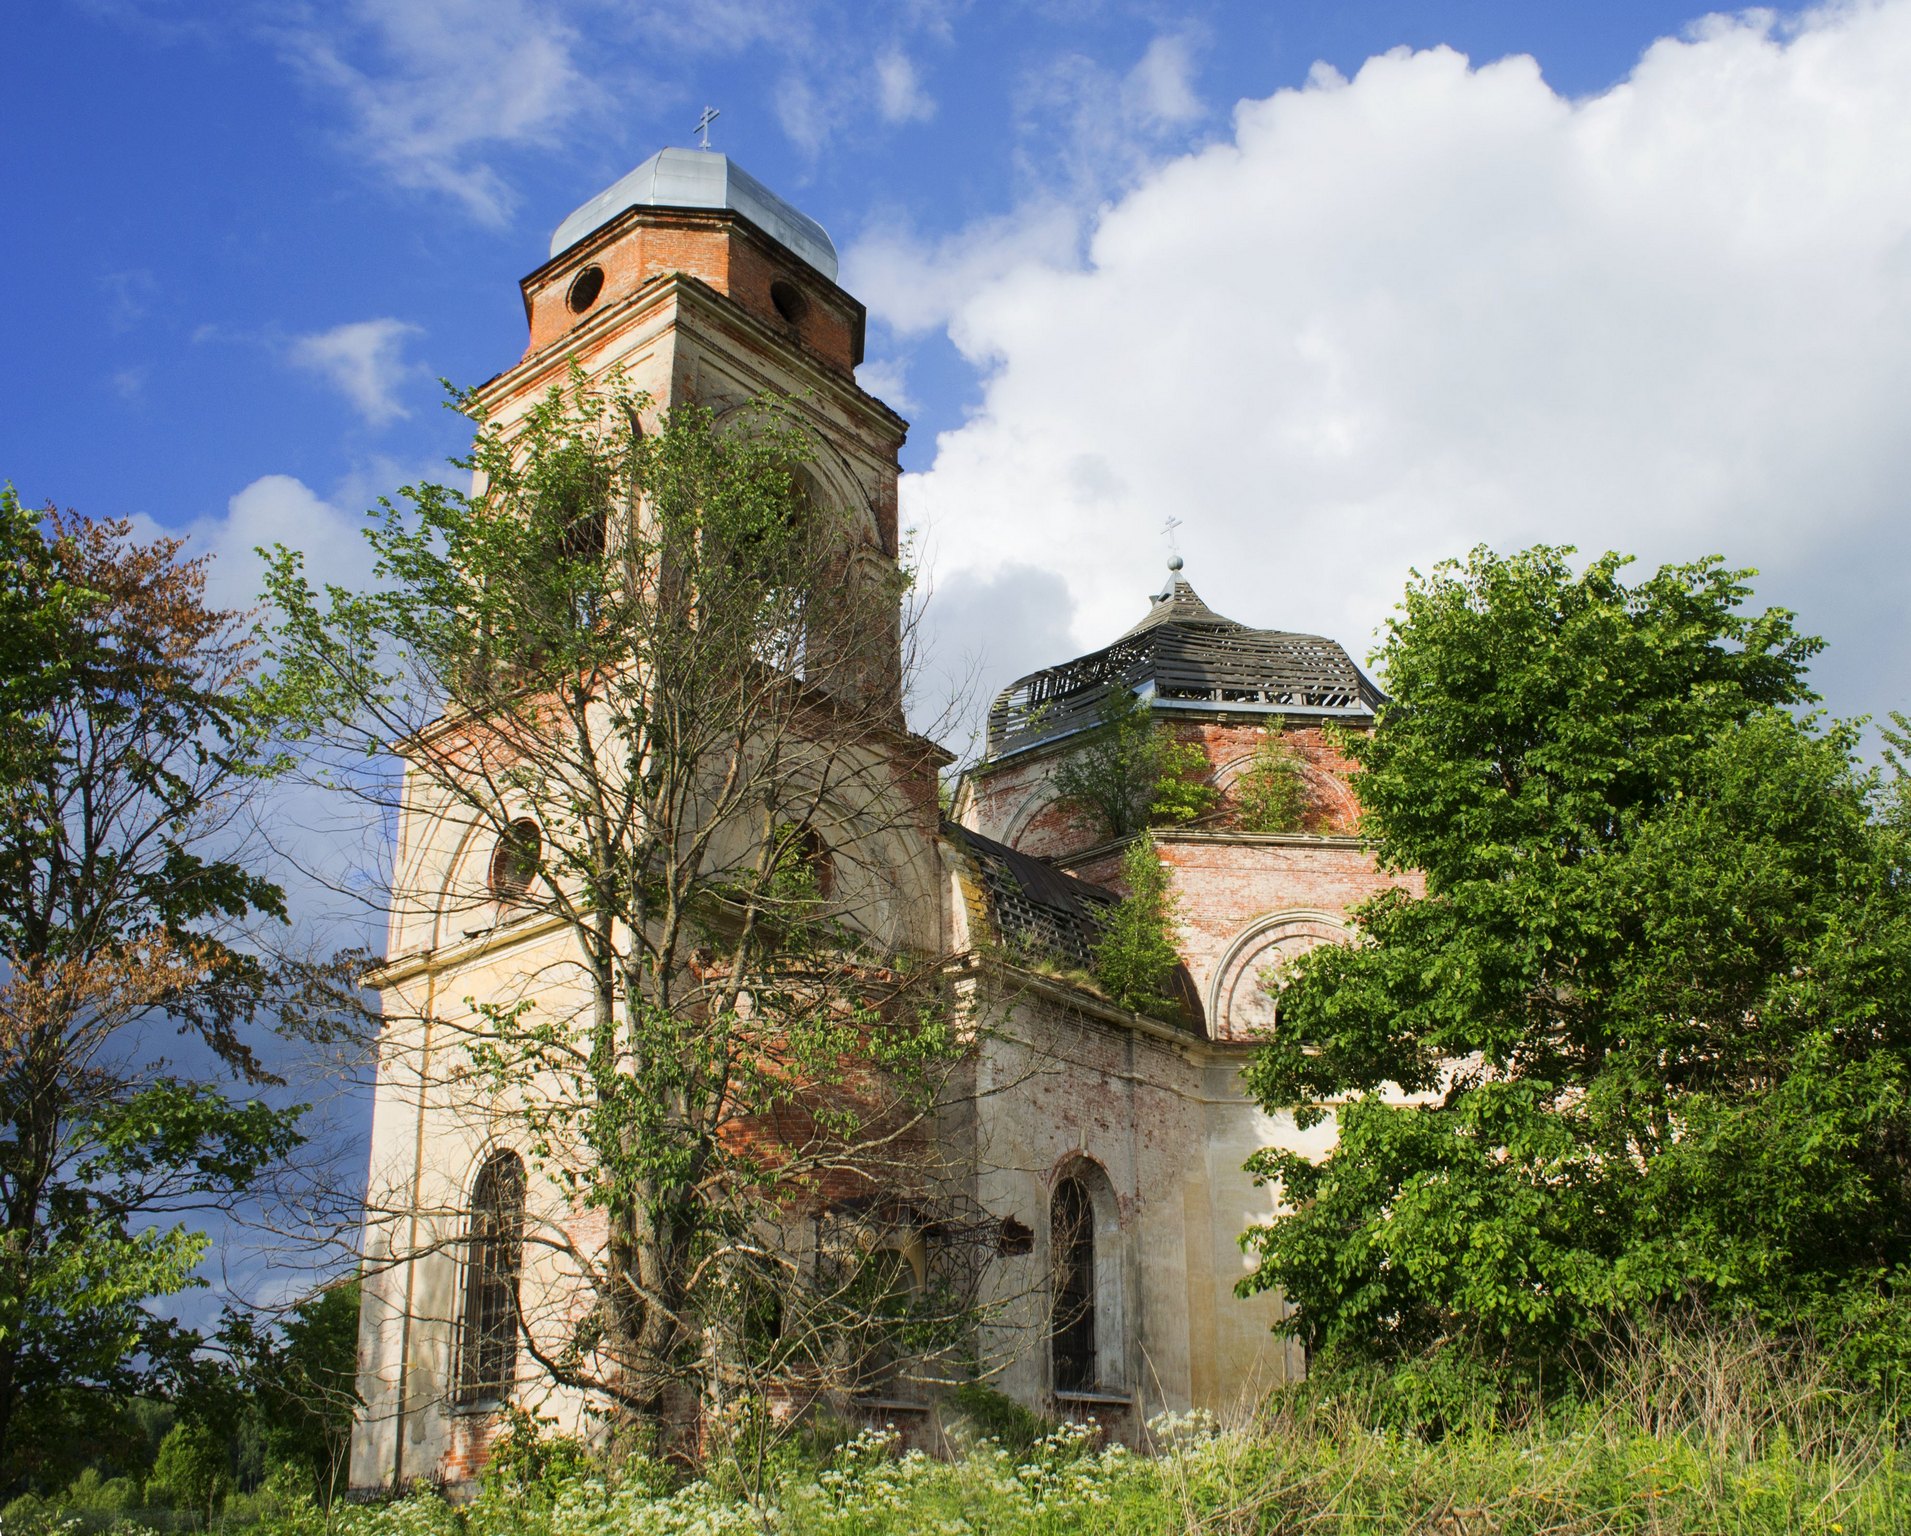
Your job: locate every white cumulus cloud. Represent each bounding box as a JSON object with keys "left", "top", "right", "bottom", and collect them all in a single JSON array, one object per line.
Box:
[
  {"left": 152, "top": 473, "right": 374, "bottom": 617},
  {"left": 279, "top": 0, "right": 595, "bottom": 224},
  {"left": 854, "top": 357, "right": 918, "bottom": 415},
  {"left": 903, "top": 2, "right": 1911, "bottom": 737},
  {"left": 1125, "top": 33, "right": 1203, "bottom": 128},
  {"left": 289, "top": 318, "right": 424, "bottom": 427},
  {"left": 876, "top": 46, "right": 937, "bottom": 124},
  {"left": 846, "top": 203, "right": 1082, "bottom": 339}
]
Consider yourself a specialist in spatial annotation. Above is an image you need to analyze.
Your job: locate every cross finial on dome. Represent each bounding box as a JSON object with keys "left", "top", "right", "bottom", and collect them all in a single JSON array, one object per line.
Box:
[
  {"left": 1154, "top": 553, "right": 1188, "bottom": 603},
  {"left": 1157, "top": 516, "right": 1186, "bottom": 598}
]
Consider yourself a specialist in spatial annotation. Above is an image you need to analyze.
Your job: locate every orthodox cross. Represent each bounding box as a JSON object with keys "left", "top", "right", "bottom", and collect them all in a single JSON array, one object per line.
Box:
[
  {"left": 695, "top": 106, "right": 721, "bottom": 149},
  {"left": 1162, "top": 515, "right": 1183, "bottom": 556}
]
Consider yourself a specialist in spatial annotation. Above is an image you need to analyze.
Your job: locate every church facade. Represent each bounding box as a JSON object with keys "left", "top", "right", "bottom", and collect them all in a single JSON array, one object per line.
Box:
[{"left": 346, "top": 149, "right": 1414, "bottom": 1492}]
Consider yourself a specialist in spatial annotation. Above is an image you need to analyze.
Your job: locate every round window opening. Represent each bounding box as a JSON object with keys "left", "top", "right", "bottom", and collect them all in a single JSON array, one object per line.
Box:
[
  {"left": 488, "top": 819, "right": 542, "bottom": 902},
  {"left": 566, "top": 265, "right": 605, "bottom": 314},
  {"left": 769, "top": 278, "right": 807, "bottom": 325}
]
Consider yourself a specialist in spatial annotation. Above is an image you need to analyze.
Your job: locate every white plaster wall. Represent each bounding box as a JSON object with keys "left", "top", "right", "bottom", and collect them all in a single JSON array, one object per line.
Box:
[{"left": 961, "top": 982, "right": 1323, "bottom": 1432}]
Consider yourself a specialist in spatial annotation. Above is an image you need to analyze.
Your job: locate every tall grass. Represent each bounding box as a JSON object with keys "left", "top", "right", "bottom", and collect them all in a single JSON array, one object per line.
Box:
[{"left": 11, "top": 1324, "right": 1905, "bottom": 1535}]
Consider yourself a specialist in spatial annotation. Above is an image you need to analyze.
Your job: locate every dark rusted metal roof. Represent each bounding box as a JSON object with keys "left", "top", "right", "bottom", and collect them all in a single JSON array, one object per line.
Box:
[
  {"left": 984, "top": 570, "right": 1383, "bottom": 758},
  {"left": 951, "top": 824, "right": 1118, "bottom": 972},
  {"left": 948, "top": 824, "right": 1205, "bottom": 1033}
]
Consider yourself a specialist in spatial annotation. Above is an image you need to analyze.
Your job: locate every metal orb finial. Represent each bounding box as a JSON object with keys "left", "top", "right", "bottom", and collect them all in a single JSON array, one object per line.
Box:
[{"left": 1167, "top": 554, "right": 1184, "bottom": 573}]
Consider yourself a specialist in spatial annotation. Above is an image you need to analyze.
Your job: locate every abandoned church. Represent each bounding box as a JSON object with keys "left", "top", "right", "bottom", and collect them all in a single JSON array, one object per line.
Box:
[{"left": 346, "top": 147, "right": 1417, "bottom": 1492}]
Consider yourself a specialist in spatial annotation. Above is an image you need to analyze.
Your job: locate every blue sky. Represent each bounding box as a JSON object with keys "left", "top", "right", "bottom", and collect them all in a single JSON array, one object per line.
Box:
[
  {"left": 11, "top": 2, "right": 1720, "bottom": 517},
  {"left": 13, "top": 3, "right": 1908, "bottom": 732},
  {"left": 12, "top": 1, "right": 1911, "bottom": 754},
  {"left": 11, "top": 0, "right": 1911, "bottom": 1311},
  {"left": 9, "top": 0, "right": 1911, "bottom": 904}
]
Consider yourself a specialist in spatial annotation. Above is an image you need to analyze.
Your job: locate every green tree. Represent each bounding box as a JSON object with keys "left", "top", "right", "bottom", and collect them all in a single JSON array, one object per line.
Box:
[
  {"left": 1049, "top": 690, "right": 1217, "bottom": 840},
  {"left": 1240, "top": 546, "right": 1911, "bottom": 1400},
  {"left": 1089, "top": 837, "right": 1185, "bottom": 1021},
  {"left": 0, "top": 488, "right": 96, "bottom": 782},
  {"left": 217, "top": 1281, "right": 362, "bottom": 1506},
  {"left": 0, "top": 504, "right": 346, "bottom": 1491},
  {"left": 265, "top": 373, "right": 973, "bottom": 1450},
  {"left": 146, "top": 1420, "right": 227, "bottom": 1523}
]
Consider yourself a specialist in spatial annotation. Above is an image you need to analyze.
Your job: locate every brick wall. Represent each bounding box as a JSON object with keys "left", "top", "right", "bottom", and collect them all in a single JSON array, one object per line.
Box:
[
  {"left": 522, "top": 208, "right": 863, "bottom": 373},
  {"left": 963, "top": 714, "right": 1368, "bottom": 866}
]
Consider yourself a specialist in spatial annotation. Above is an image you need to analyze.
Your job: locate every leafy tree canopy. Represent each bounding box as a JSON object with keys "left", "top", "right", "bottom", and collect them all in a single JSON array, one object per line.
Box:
[
  {"left": 1241, "top": 546, "right": 1911, "bottom": 1400},
  {"left": 0, "top": 499, "right": 347, "bottom": 1492}
]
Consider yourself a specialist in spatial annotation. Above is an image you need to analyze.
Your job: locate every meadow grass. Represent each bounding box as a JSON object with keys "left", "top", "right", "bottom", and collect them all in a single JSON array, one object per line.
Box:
[{"left": 13, "top": 1326, "right": 1907, "bottom": 1535}]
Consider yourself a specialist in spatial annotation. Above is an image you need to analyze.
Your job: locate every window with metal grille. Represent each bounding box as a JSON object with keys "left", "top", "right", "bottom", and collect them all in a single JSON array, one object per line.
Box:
[
  {"left": 1050, "top": 1177, "right": 1096, "bottom": 1392},
  {"left": 456, "top": 1150, "right": 525, "bottom": 1406}
]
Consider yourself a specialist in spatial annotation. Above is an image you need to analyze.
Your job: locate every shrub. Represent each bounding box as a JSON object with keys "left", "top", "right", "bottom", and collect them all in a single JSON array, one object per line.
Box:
[
  {"left": 479, "top": 1407, "right": 593, "bottom": 1498},
  {"left": 1230, "top": 733, "right": 1309, "bottom": 833},
  {"left": 1050, "top": 691, "right": 1217, "bottom": 840},
  {"left": 60, "top": 1468, "right": 139, "bottom": 1516},
  {"left": 145, "top": 1421, "right": 228, "bottom": 1522},
  {"left": 1090, "top": 838, "right": 1184, "bottom": 1020},
  {"left": 942, "top": 1382, "right": 1055, "bottom": 1454}
]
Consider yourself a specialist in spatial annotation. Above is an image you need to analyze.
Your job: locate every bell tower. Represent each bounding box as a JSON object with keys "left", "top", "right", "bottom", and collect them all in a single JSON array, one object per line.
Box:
[
  {"left": 348, "top": 148, "right": 944, "bottom": 1497},
  {"left": 472, "top": 145, "right": 909, "bottom": 714}
]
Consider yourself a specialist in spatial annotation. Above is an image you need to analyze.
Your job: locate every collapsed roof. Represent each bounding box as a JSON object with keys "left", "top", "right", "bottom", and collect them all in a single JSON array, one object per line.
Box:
[
  {"left": 984, "top": 564, "right": 1384, "bottom": 759},
  {"left": 947, "top": 825, "right": 1204, "bottom": 1033}
]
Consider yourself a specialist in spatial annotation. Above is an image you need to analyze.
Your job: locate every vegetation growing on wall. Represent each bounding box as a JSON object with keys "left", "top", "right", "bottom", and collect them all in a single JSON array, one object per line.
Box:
[
  {"left": 1089, "top": 837, "right": 1185, "bottom": 1022},
  {"left": 1049, "top": 690, "right": 1217, "bottom": 841},
  {"left": 1228, "top": 730, "right": 1310, "bottom": 834}
]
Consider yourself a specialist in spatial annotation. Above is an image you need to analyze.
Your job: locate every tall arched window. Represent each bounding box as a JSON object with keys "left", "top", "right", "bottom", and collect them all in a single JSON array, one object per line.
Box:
[
  {"left": 1050, "top": 1176, "right": 1096, "bottom": 1392},
  {"left": 456, "top": 1150, "right": 525, "bottom": 1406}
]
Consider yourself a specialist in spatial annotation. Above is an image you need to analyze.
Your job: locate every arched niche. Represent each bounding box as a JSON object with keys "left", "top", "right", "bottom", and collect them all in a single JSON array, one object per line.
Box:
[
  {"left": 997, "top": 784, "right": 1064, "bottom": 852},
  {"left": 1206, "top": 910, "right": 1352, "bottom": 1044},
  {"left": 1210, "top": 743, "right": 1359, "bottom": 833},
  {"left": 703, "top": 398, "right": 885, "bottom": 553}
]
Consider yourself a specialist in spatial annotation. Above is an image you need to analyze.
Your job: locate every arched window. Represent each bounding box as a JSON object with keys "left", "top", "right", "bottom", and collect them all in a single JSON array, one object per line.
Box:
[
  {"left": 769, "top": 820, "right": 834, "bottom": 903},
  {"left": 1050, "top": 1176, "right": 1096, "bottom": 1392},
  {"left": 542, "top": 440, "right": 612, "bottom": 561},
  {"left": 456, "top": 1150, "right": 525, "bottom": 1406},
  {"left": 847, "top": 1229, "right": 929, "bottom": 1400},
  {"left": 487, "top": 819, "right": 541, "bottom": 903}
]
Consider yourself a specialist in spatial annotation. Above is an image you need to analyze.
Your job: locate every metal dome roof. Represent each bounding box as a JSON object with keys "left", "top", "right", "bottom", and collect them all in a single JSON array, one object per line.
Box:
[
  {"left": 984, "top": 566, "right": 1383, "bottom": 759},
  {"left": 549, "top": 147, "right": 839, "bottom": 280}
]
